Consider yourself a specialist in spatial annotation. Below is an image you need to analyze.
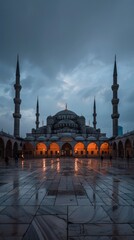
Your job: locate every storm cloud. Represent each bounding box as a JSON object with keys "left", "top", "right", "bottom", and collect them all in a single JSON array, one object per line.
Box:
[{"left": 0, "top": 0, "right": 134, "bottom": 137}]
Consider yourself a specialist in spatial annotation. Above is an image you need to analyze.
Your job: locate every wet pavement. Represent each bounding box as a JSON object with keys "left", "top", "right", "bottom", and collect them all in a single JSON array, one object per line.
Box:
[{"left": 0, "top": 157, "right": 134, "bottom": 239}]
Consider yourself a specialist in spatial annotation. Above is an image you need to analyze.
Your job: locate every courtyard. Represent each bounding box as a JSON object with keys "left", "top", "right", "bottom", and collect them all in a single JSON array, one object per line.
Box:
[{"left": 0, "top": 157, "right": 133, "bottom": 239}]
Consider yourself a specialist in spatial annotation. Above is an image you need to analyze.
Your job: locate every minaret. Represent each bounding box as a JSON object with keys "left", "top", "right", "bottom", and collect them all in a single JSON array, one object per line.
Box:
[
  {"left": 111, "top": 55, "right": 120, "bottom": 137},
  {"left": 35, "top": 98, "right": 40, "bottom": 129},
  {"left": 93, "top": 98, "right": 97, "bottom": 129},
  {"left": 13, "top": 55, "right": 21, "bottom": 138}
]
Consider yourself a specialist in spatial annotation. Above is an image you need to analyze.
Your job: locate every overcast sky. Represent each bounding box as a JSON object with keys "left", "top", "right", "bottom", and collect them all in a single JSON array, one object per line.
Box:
[{"left": 0, "top": 0, "right": 134, "bottom": 138}]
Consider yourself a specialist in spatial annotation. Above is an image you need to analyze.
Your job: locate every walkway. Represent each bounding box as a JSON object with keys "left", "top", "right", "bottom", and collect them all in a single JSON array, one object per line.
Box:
[{"left": 0, "top": 158, "right": 134, "bottom": 239}]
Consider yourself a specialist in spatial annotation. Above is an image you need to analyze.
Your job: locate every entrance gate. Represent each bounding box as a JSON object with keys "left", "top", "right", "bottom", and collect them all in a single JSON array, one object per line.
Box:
[{"left": 61, "top": 143, "right": 72, "bottom": 156}]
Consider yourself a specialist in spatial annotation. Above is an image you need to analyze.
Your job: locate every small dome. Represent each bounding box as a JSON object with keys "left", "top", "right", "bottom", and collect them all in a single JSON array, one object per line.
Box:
[
  {"left": 87, "top": 136, "right": 97, "bottom": 141},
  {"left": 50, "top": 135, "right": 59, "bottom": 141},
  {"left": 37, "top": 136, "right": 47, "bottom": 141},
  {"left": 75, "top": 136, "right": 85, "bottom": 141},
  {"left": 26, "top": 135, "right": 35, "bottom": 141},
  {"left": 99, "top": 136, "right": 108, "bottom": 141}
]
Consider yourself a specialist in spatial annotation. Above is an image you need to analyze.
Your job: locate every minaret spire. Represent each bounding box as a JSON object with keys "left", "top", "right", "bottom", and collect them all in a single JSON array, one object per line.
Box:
[
  {"left": 13, "top": 55, "right": 21, "bottom": 138},
  {"left": 16, "top": 54, "right": 20, "bottom": 77},
  {"left": 65, "top": 103, "right": 67, "bottom": 110},
  {"left": 93, "top": 97, "right": 97, "bottom": 129},
  {"left": 111, "top": 55, "right": 120, "bottom": 137},
  {"left": 35, "top": 97, "right": 40, "bottom": 129}
]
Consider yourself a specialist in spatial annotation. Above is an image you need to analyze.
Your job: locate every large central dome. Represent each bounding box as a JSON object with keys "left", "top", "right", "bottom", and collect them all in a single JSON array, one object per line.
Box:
[{"left": 55, "top": 109, "right": 77, "bottom": 120}]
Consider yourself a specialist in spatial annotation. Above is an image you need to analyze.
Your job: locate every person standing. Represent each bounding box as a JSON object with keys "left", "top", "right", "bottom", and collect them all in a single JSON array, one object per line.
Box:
[
  {"left": 5, "top": 155, "right": 9, "bottom": 166},
  {"left": 15, "top": 154, "right": 19, "bottom": 167}
]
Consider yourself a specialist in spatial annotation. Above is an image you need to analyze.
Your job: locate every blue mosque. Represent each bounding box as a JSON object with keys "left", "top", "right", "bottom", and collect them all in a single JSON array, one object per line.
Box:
[{"left": 0, "top": 57, "right": 134, "bottom": 160}]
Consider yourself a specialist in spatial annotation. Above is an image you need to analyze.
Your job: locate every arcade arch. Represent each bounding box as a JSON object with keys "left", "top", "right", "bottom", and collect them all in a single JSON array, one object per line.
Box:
[
  {"left": 118, "top": 141, "right": 124, "bottom": 158},
  {"left": 6, "top": 140, "right": 12, "bottom": 157},
  {"left": 0, "top": 138, "right": 4, "bottom": 159},
  {"left": 23, "top": 142, "right": 34, "bottom": 158},
  {"left": 13, "top": 142, "right": 18, "bottom": 158},
  {"left": 48, "top": 142, "right": 60, "bottom": 156},
  {"left": 61, "top": 143, "right": 72, "bottom": 156},
  {"left": 125, "top": 139, "right": 132, "bottom": 158},
  {"left": 100, "top": 142, "right": 109, "bottom": 156},
  {"left": 36, "top": 143, "right": 47, "bottom": 157},
  {"left": 74, "top": 142, "right": 85, "bottom": 156},
  {"left": 112, "top": 142, "right": 117, "bottom": 158},
  {"left": 87, "top": 142, "right": 98, "bottom": 157}
]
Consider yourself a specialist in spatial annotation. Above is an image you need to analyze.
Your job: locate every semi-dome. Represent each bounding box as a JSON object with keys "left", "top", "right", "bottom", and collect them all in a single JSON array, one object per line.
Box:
[{"left": 54, "top": 119, "right": 78, "bottom": 129}]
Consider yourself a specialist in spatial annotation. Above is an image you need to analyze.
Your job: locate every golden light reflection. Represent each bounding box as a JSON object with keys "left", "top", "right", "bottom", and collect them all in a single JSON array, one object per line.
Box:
[
  {"left": 56, "top": 159, "right": 60, "bottom": 173},
  {"left": 88, "top": 159, "right": 91, "bottom": 166},
  {"left": 74, "top": 142, "right": 85, "bottom": 155},
  {"left": 75, "top": 158, "right": 78, "bottom": 173},
  {"left": 51, "top": 159, "right": 54, "bottom": 169},
  {"left": 42, "top": 158, "right": 46, "bottom": 172},
  {"left": 21, "top": 160, "right": 24, "bottom": 169}
]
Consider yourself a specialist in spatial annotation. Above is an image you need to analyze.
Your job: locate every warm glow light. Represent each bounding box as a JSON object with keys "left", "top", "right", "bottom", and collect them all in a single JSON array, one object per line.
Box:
[
  {"left": 21, "top": 160, "right": 24, "bottom": 169},
  {"left": 57, "top": 161, "right": 60, "bottom": 172},
  {"left": 51, "top": 159, "right": 54, "bottom": 169},
  {"left": 42, "top": 158, "right": 46, "bottom": 172},
  {"left": 75, "top": 158, "right": 78, "bottom": 173}
]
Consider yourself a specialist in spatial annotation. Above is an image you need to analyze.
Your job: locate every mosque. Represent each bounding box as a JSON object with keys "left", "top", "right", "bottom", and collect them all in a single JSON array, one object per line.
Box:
[{"left": 0, "top": 57, "right": 134, "bottom": 160}]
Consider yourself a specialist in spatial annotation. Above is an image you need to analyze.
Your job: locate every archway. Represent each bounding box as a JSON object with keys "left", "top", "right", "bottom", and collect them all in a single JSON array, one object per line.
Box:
[
  {"left": 0, "top": 138, "right": 4, "bottom": 160},
  {"left": 87, "top": 142, "right": 99, "bottom": 157},
  {"left": 118, "top": 141, "right": 124, "bottom": 158},
  {"left": 74, "top": 142, "right": 85, "bottom": 157},
  {"left": 36, "top": 143, "right": 47, "bottom": 157},
  {"left": 6, "top": 140, "right": 12, "bottom": 157},
  {"left": 23, "top": 142, "right": 34, "bottom": 158},
  {"left": 13, "top": 142, "right": 18, "bottom": 158},
  {"left": 61, "top": 143, "right": 72, "bottom": 156},
  {"left": 112, "top": 142, "right": 117, "bottom": 158},
  {"left": 125, "top": 139, "right": 132, "bottom": 158},
  {"left": 100, "top": 142, "right": 109, "bottom": 156},
  {"left": 49, "top": 142, "right": 60, "bottom": 156}
]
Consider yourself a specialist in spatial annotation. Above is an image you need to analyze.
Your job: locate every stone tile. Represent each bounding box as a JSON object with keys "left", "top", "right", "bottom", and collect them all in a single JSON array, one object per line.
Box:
[
  {"left": 68, "top": 206, "right": 112, "bottom": 223},
  {"left": 103, "top": 206, "right": 134, "bottom": 223},
  {"left": 36, "top": 205, "right": 67, "bottom": 215},
  {"left": 0, "top": 223, "right": 29, "bottom": 238},
  {"left": 23, "top": 215, "right": 67, "bottom": 240},
  {"left": 68, "top": 223, "right": 134, "bottom": 237},
  {"left": 0, "top": 158, "right": 134, "bottom": 239}
]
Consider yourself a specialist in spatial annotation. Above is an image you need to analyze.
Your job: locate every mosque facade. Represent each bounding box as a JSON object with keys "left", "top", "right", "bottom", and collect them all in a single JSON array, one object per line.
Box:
[
  {"left": 0, "top": 56, "right": 134, "bottom": 160},
  {"left": 24, "top": 105, "right": 109, "bottom": 158}
]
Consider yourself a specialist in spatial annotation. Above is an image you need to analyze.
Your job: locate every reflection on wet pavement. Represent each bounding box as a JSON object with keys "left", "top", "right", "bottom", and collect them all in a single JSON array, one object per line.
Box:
[{"left": 0, "top": 157, "right": 134, "bottom": 239}]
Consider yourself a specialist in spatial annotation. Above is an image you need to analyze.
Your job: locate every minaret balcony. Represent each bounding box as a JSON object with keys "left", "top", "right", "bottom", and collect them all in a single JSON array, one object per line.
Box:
[
  {"left": 111, "top": 113, "right": 120, "bottom": 119},
  {"left": 14, "top": 84, "right": 22, "bottom": 90},
  {"left": 111, "top": 98, "right": 119, "bottom": 104},
  {"left": 14, "top": 98, "right": 21, "bottom": 104},
  {"left": 13, "top": 113, "right": 21, "bottom": 118},
  {"left": 111, "top": 84, "right": 119, "bottom": 91}
]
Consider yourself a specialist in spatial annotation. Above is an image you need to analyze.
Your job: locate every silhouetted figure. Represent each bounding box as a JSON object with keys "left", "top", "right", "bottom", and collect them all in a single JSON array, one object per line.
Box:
[
  {"left": 14, "top": 154, "right": 19, "bottom": 167},
  {"left": 101, "top": 155, "right": 103, "bottom": 161},
  {"left": 5, "top": 155, "right": 9, "bottom": 166},
  {"left": 110, "top": 154, "right": 112, "bottom": 162},
  {"left": 127, "top": 152, "right": 130, "bottom": 167}
]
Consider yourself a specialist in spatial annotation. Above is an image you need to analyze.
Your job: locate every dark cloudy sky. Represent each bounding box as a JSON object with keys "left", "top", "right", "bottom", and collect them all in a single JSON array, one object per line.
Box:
[{"left": 0, "top": 0, "right": 134, "bottom": 137}]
